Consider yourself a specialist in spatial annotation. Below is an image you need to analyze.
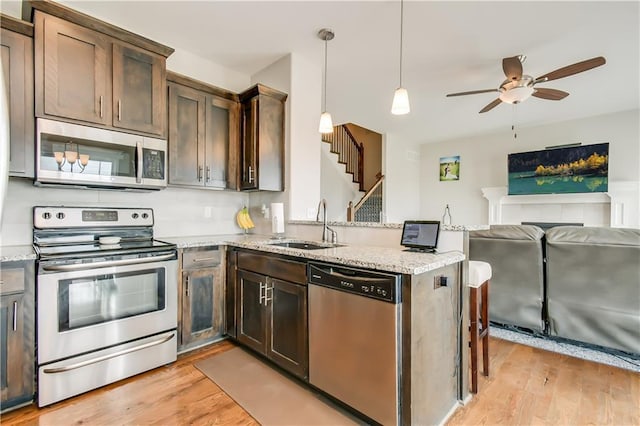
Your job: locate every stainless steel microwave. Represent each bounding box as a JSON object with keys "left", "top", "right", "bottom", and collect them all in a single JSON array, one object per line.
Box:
[{"left": 36, "top": 118, "right": 167, "bottom": 190}]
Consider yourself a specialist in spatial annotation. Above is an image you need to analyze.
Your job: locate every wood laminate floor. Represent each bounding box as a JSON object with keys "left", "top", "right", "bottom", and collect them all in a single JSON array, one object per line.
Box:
[{"left": 1, "top": 337, "right": 638, "bottom": 425}]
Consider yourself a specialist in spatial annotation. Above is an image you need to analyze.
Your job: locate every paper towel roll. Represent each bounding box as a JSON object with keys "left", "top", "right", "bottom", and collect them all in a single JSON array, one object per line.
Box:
[{"left": 271, "top": 203, "right": 285, "bottom": 234}]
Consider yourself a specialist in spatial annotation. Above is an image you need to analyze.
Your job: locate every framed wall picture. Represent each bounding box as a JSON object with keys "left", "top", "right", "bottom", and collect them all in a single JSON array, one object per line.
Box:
[
  {"left": 508, "top": 143, "right": 609, "bottom": 195},
  {"left": 440, "top": 156, "right": 460, "bottom": 181}
]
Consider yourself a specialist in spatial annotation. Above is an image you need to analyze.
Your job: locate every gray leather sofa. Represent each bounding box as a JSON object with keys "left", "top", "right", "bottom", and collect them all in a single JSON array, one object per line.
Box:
[
  {"left": 470, "top": 224, "right": 640, "bottom": 355},
  {"left": 545, "top": 226, "right": 640, "bottom": 354},
  {"left": 469, "top": 225, "right": 546, "bottom": 333}
]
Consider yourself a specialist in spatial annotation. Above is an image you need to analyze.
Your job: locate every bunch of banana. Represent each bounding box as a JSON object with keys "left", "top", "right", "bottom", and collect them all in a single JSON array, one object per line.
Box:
[{"left": 235, "top": 206, "right": 255, "bottom": 231}]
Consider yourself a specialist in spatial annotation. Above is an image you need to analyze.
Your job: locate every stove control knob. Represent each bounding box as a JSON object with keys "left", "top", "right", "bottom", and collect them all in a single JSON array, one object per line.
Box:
[
  {"left": 132, "top": 213, "right": 139, "bottom": 219},
  {"left": 141, "top": 213, "right": 149, "bottom": 219},
  {"left": 42, "top": 212, "right": 51, "bottom": 220},
  {"left": 56, "top": 212, "right": 65, "bottom": 220}
]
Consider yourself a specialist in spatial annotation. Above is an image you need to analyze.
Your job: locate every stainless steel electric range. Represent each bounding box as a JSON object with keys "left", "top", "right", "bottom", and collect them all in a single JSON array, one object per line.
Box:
[{"left": 33, "top": 206, "right": 178, "bottom": 407}]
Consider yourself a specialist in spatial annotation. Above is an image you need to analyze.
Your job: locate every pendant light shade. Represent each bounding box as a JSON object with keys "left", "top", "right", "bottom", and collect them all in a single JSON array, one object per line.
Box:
[
  {"left": 318, "top": 111, "right": 334, "bottom": 133},
  {"left": 392, "top": 87, "right": 410, "bottom": 115},
  {"left": 391, "top": 0, "right": 410, "bottom": 115},
  {"left": 318, "top": 28, "right": 335, "bottom": 134}
]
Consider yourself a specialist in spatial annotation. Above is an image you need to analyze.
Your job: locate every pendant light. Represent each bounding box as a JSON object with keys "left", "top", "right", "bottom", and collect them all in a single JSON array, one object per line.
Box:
[
  {"left": 391, "top": 0, "right": 410, "bottom": 115},
  {"left": 318, "top": 28, "right": 335, "bottom": 134}
]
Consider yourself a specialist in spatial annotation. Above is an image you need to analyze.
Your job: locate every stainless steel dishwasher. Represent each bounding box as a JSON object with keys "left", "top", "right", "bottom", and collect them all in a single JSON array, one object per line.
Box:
[{"left": 308, "top": 262, "right": 402, "bottom": 426}]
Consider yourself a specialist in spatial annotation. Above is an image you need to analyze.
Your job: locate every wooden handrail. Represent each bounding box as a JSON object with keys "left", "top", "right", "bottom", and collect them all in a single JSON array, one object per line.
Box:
[
  {"left": 321, "top": 124, "right": 364, "bottom": 191},
  {"left": 347, "top": 174, "right": 384, "bottom": 221}
]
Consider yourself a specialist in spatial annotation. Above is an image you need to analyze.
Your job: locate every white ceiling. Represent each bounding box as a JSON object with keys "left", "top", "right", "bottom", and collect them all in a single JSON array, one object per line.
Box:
[{"left": 50, "top": 1, "right": 640, "bottom": 144}]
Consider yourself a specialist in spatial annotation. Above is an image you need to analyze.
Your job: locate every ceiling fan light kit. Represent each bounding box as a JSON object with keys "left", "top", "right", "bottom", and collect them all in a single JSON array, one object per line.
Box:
[
  {"left": 447, "top": 55, "right": 606, "bottom": 113},
  {"left": 318, "top": 28, "right": 335, "bottom": 134}
]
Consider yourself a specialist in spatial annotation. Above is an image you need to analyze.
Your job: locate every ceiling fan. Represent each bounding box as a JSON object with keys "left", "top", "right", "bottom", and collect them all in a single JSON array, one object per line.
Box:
[{"left": 446, "top": 55, "right": 606, "bottom": 113}]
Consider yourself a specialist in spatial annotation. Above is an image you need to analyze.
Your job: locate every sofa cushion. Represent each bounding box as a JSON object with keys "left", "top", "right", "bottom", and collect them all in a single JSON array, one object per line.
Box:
[{"left": 470, "top": 224, "right": 545, "bottom": 241}]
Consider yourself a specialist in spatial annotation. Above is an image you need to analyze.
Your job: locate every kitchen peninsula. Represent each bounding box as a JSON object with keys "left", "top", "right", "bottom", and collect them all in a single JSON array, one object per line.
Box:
[{"left": 165, "top": 234, "right": 466, "bottom": 425}]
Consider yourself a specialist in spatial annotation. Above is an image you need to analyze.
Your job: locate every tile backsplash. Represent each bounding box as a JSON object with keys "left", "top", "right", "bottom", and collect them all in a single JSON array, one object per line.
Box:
[{"left": 1, "top": 178, "right": 249, "bottom": 246}]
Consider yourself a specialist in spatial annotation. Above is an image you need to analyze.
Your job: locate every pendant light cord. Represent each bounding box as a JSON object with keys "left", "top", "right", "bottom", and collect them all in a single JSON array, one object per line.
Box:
[
  {"left": 399, "top": 0, "right": 404, "bottom": 87},
  {"left": 323, "top": 37, "right": 328, "bottom": 112}
]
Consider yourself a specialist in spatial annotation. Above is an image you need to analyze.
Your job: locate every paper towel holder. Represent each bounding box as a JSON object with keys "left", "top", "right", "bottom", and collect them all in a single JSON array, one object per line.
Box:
[{"left": 271, "top": 202, "right": 286, "bottom": 238}]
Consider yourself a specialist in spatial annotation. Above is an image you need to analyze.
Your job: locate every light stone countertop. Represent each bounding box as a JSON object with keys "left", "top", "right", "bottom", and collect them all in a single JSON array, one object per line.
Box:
[
  {"left": 0, "top": 245, "right": 37, "bottom": 262},
  {"left": 288, "top": 220, "right": 489, "bottom": 232},
  {"left": 162, "top": 234, "right": 465, "bottom": 275}
]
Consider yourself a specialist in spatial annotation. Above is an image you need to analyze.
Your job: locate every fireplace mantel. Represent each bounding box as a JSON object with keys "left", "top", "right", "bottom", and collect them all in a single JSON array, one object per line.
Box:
[{"left": 481, "top": 181, "right": 639, "bottom": 228}]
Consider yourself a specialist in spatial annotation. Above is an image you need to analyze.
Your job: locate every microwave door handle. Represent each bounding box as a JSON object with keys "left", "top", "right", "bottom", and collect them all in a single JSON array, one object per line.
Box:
[
  {"left": 42, "top": 253, "right": 175, "bottom": 272},
  {"left": 136, "top": 141, "right": 143, "bottom": 183}
]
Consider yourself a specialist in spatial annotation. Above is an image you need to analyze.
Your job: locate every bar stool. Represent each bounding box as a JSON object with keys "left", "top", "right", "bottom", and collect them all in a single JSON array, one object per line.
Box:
[{"left": 468, "top": 260, "right": 491, "bottom": 393}]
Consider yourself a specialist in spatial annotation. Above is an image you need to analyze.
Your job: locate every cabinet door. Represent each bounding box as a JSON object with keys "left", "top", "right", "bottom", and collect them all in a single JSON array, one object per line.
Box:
[
  {"left": 236, "top": 270, "right": 267, "bottom": 354},
  {"left": 181, "top": 267, "right": 223, "bottom": 347},
  {"left": 0, "top": 293, "right": 25, "bottom": 406},
  {"left": 1, "top": 28, "right": 34, "bottom": 178},
  {"left": 204, "top": 96, "right": 238, "bottom": 189},
  {"left": 225, "top": 249, "right": 237, "bottom": 338},
  {"left": 256, "top": 94, "right": 285, "bottom": 191},
  {"left": 168, "top": 83, "right": 206, "bottom": 186},
  {"left": 40, "top": 13, "right": 110, "bottom": 126},
  {"left": 239, "top": 97, "right": 258, "bottom": 190},
  {"left": 267, "top": 278, "right": 308, "bottom": 379},
  {"left": 112, "top": 42, "right": 165, "bottom": 136}
]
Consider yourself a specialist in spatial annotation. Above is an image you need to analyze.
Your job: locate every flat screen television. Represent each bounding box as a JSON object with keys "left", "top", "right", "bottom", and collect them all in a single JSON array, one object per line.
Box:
[
  {"left": 401, "top": 220, "right": 440, "bottom": 252},
  {"left": 508, "top": 143, "right": 609, "bottom": 195}
]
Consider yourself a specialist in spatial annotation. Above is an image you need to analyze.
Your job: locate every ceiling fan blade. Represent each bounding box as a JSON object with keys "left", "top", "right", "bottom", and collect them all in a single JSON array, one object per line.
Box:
[
  {"left": 446, "top": 88, "right": 499, "bottom": 97},
  {"left": 535, "top": 56, "right": 606, "bottom": 83},
  {"left": 532, "top": 88, "right": 569, "bottom": 101},
  {"left": 502, "top": 56, "right": 523, "bottom": 81},
  {"left": 479, "top": 98, "right": 502, "bottom": 113}
]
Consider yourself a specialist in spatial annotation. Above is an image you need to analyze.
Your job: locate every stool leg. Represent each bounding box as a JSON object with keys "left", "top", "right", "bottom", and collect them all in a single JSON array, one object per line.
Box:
[
  {"left": 470, "top": 286, "right": 479, "bottom": 393},
  {"left": 482, "top": 280, "right": 489, "bottom": 377}
]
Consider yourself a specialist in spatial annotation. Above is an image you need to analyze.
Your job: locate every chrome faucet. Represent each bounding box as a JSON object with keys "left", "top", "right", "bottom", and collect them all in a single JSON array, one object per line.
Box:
[{"left": 316, "top": 199, "right": 337, "bottom": 244}]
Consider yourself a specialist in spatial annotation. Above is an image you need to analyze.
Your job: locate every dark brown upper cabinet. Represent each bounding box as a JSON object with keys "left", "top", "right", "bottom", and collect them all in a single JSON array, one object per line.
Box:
[
  {"left": 1, "top": 14, "right": 35, "bottom": 178},
  {"left": 167, "top": 72, "right": 240, "bottom": 190},
  {"left": 239, "top": 84, "right": 287, "bottom": 191},
  {"left": 31, "top": 2, "right": 173, "bottom": 138}
]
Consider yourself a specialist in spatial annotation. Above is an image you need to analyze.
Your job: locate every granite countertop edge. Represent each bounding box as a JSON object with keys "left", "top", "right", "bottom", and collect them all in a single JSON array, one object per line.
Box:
[
  {"left": 0, "top": 245, "right": 37, "bottom": 262},
  {"left": 162, "top": 234, "right": 465, "bottom": 275},
  {"left": 287, "top": 221, "right": 489, "bottom": 231}
]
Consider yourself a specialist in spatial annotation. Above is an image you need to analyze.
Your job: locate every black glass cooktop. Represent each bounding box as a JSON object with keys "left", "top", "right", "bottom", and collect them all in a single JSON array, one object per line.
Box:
[{"left": 36, "top": 239, "right": 175, "bottom": 258}]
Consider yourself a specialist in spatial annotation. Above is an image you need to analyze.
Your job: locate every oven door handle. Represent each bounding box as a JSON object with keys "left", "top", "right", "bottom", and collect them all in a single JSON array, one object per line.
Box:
[
  {"left": 42, "top": 253, "right": 176, "bottom": 272},
  {"left": 42, "top": 332, "right": 175, "bottom": 374}
]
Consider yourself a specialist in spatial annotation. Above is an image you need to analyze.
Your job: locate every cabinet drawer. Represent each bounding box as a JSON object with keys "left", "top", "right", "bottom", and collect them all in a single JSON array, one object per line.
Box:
[
  {"left": 182, "top": 248, "right": 221, "bottom": 269},
  {"left": 0, "top": 268, "right": 25, "bottom": 295},
  {"left": 237, "top": 251, "right": 306, "bottom": 284}
]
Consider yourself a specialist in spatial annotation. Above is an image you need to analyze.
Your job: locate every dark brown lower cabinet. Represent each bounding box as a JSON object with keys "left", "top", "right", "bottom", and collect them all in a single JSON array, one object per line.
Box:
[
  {"left": 236, "top": 264, "right": 308, "bottom": 380},
  {"left": 0, "top": 260, "right": 35, "bottom": 412},
  {"left": 178, "top": 247, "right": 224, "bottom": 352}
]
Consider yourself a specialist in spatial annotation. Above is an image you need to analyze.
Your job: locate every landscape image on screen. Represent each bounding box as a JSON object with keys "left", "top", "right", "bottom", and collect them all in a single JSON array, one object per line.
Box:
[{"left": 508, "top": 143, "right": 609, "bottom": 195}]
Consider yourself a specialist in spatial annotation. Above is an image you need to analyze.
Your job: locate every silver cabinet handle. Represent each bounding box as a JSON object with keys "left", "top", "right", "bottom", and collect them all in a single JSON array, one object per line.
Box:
[
  {"left": 117, "top": 100, "right": 122, "bottom": 121},
  {"left": 99, "top": 95, "right": 103, "bottom": 118},
  {"left": 12, "top": 301, "right": 17, "bottom": 331},
  {"left": 198, "top": 166, "right": 203, "bottom": 182},
  {"left": 43, "top": 333, "right": 175, "bottom": 374},
  {"left": 248, "top": 166, "right": 254, "bottom": 183},
  {"left": 185, "top": 275, "right": 190, "bottom": 297},
  {"left": 42, "top": 253, "right": 175, "bottom": 272},
  {"left": 192, "top": 257, "right": 218, "bottom": 263},
  {"left": 264, "top": 283, "right": 273, "bottom": 304},
  {"left": 259, "top": 282, "right": 265, "bottom": 305},
  {"left": 206, "top": 166, "right": 211, "bottom": 182}
]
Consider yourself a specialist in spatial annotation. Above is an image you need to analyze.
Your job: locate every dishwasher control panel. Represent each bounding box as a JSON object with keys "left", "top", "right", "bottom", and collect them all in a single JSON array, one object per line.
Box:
[{"left": 308, "top": 262, "right": 400, "bottom": 303}]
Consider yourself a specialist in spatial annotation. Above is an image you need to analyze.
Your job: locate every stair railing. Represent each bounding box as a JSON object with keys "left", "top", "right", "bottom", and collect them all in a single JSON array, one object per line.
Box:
[
  {"left": 321, "top": 124, "right": 364, "bottom": 191},
  {"left": 347, "top": 174, "right": 385, "bottom": 222}
]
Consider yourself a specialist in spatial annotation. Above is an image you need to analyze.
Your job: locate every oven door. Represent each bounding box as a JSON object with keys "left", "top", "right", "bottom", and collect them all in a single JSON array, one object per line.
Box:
[{"left": 37, "top": 252, "right": 177, "bottom": 365}]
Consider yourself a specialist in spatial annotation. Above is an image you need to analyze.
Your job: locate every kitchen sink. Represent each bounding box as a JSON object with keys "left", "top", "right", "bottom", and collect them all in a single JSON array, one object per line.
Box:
[{"left": 267, "top": 241, "right": 342, "bottom": 250}]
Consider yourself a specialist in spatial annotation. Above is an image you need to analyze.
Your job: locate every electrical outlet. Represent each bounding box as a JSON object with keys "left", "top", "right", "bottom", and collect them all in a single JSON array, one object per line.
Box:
[
  {"left": 434, "top": 275, "right": 448, "bottom": 289},
  {"left": 204, "top": 206, "right": 212, "bottom": 218}
]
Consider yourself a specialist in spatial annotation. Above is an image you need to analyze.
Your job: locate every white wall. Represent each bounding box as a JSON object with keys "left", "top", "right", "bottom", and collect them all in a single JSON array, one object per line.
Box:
[
  {"left": 167, "top": 50, "right": 249, "bottom": 93},
  {"left": 419, "top": 109, "right": 640, "bottom": 225},
  {"left": 320, "top": 142, "right": 361, "bottom": 221},
  {"left": 384, "top": 133, "right": 421, "bottom": 223}
]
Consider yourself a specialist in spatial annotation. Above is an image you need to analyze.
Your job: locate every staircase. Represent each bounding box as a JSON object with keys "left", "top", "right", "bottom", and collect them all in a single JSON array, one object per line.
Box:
[
  {"left": 348, "top": 175, "right": 384, "bottom": 222},
  {"left": 321, "top": 124, "right": 364, "bottom": 191}
]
